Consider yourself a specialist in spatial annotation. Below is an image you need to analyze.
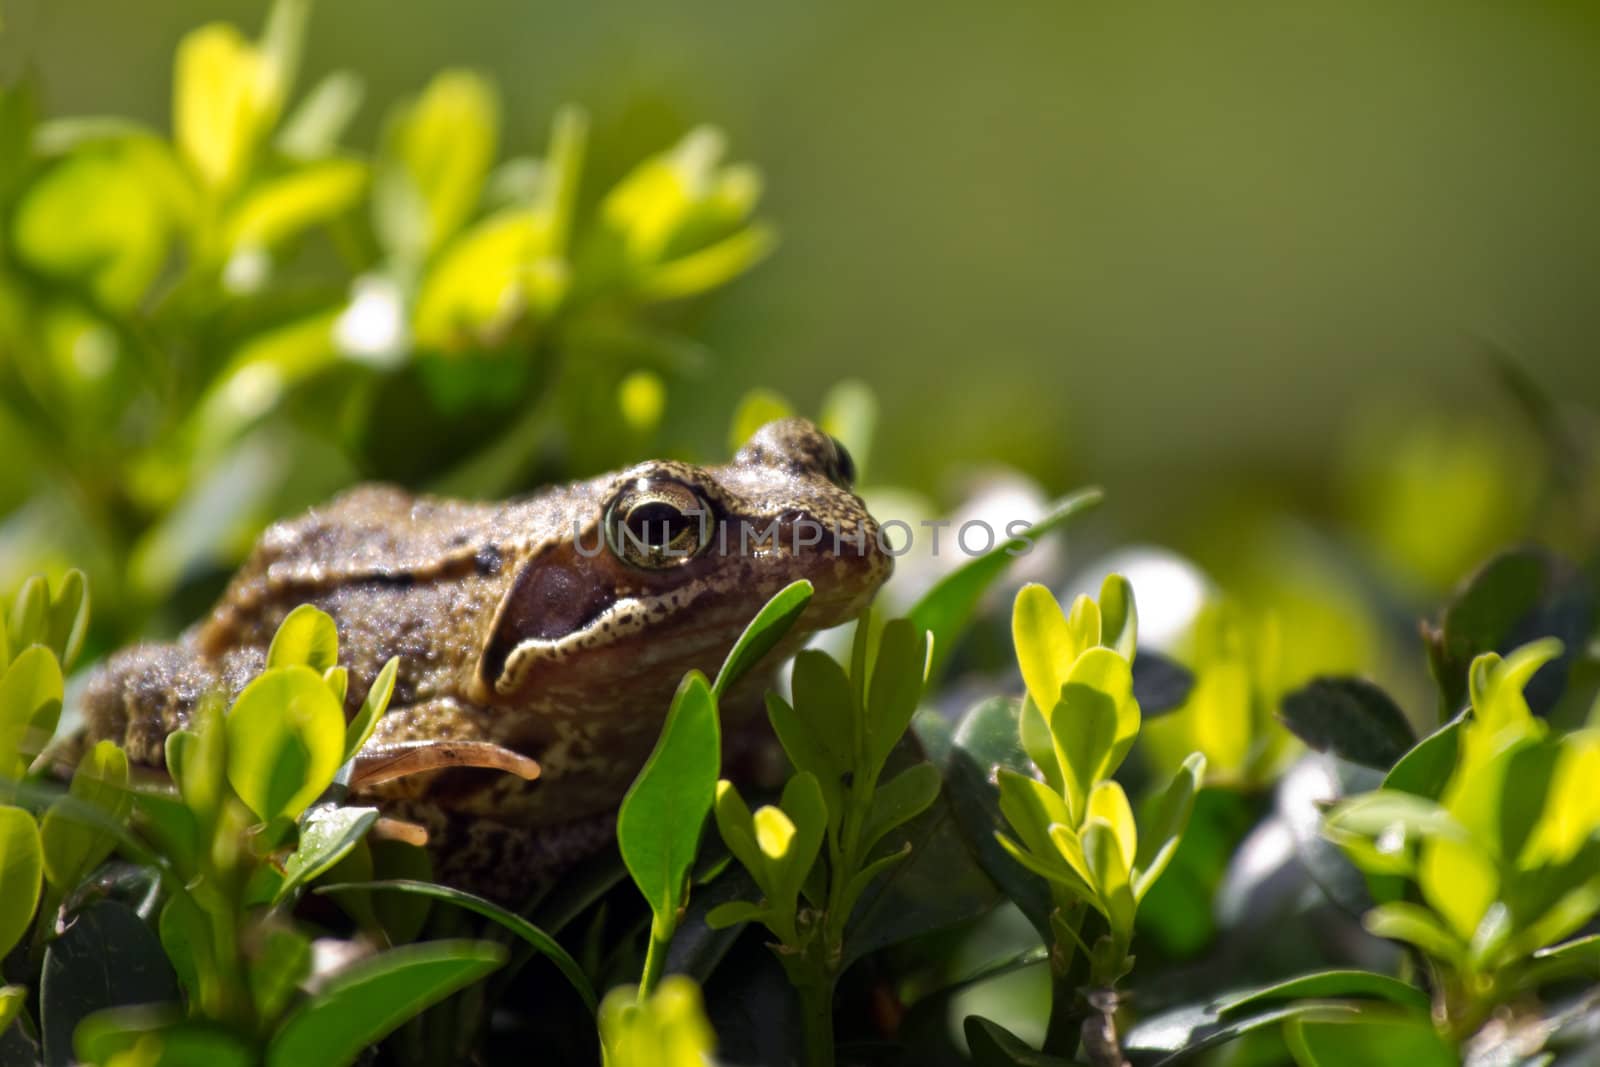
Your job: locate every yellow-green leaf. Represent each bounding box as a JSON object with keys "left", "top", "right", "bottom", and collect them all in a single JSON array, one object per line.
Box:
[
  {"left": 41, "top": 740, "right": 132, "bottom": 890},
  {"left": 1418, "top": 836, "right": 1497, "bottom": 943},
  {"left": 0, "top": 805, "right": 42, "bottom": 959},
  {"left": 267, "top": 604, "right": 341, "bottom": 673},
  {"left": 1013, "top": 583, "right": 1075, "bottom": 716},
  {"left": 225, "top": 665, "right": 347, "bottom": 822}
]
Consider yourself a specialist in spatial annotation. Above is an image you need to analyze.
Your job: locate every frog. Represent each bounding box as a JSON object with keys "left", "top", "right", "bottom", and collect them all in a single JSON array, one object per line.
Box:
[{"left": 79, "top": 418, "right": 891, "bottom": 902}]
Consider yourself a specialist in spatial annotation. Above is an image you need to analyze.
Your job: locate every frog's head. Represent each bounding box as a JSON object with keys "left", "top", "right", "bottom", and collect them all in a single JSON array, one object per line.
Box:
[{"left": 478, "top": 418, "right": 892, "bottom": 707}]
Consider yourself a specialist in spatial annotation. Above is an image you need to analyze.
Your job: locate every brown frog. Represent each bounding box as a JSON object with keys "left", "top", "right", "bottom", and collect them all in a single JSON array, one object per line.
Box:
[{"left": 81, "top": 419, "right": 891, "bottom": 901}]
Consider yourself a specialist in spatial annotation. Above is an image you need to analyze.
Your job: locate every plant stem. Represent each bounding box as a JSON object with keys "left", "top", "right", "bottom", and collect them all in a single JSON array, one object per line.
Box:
[
  {"left": 794, "top": 971, "right": 837, "bottom": 1067},
  {"left": 637, "top": 911, "right": 673, "bottom": 1001}
]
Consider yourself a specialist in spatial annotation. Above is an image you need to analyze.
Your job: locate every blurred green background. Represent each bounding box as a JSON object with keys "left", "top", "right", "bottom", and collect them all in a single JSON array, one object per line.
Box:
[
  {"left": 7, "top": 0, "right": 1596, "bottom": 499},
  {"left": 2, "top": 0, "right": 1597, "bottom": 699}
]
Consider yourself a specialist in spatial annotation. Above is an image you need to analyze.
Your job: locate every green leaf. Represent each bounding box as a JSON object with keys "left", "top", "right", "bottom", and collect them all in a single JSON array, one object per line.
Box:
[
  {"left": 1383, "top": 716, "right": 1462, "bottom": 800},
  {"left": 704, "top": 900, "right": 769, "bottom": 931},
  {"left": 0, "top": 806, "right": 42, "bottom": 959},
  {"left": 159, "top": 893, "right": 213, "bottom": 1010},
  {"left": 1083, "top": 818, "right": 1135, "bottom": 935},
  {"left": 1363, "top": 902, "right": 1464, "bottom": 964},
  {"left": 727, "top": 388, "right": 794, "bottom": 452},
  {"left": 1279, "top": 677, "right": 1416, "bottom": 770},
  {"left": 766, "top": 692, "right": 844, "bottom": 824},
  {"left": 8, "top": 577, "right": 46, "bottom": 656},
  {"left": 266, "top": 604, "right": 341, "bottom": 672},
  {"left": 375, "top": 69, "right": 499, "bottom": 260},
  {"left": 266, "top": 940, "right": 506, "bottom": 1066},
  {"left": 225, "top": 665, "right": 347, "bottom": 822},
  {"left": 766, "top": 772, "right": 827, "bottom": 914},
  {"left": 250, "top": 925, "right": 311, "bottom": 1024},
  {"left": 1126, "top": 1000, "right": 1359, "bottom": 1064},
  {"left": 43, "top": 570, "right": 89, "bottom": 671},
  {"left": 41, "top": 740, "right": 131, "bottom": 891},
  {"left": 1323, "top": 790, "right": 1465, "bottom": 843},
  {"left": 1217, "top": 970, "right": 1430, "bottom": 1017},
  {"left": 315, "top": 879, "right": 596, "bottom": 1013},
  {"left": 1284, "top": 1008, "right": 1456, "bottom": 1067},
  {"left": 0, "top": 645, "right": 63, "bottom": 778},
  {"left": 788, "top": 649, "right": 859, "bottom": 780},
  {"left": 1098, "top": 573, "right": 1137, "bottom": 663},
  {"left": 1133, "top": 752, "right": 1205, "bottom": 901},
  {"left": 274, "top": 804, "right": 380, "bottom": 903},
  {"left": 617, "top": 672, "right": 720, "bottom": 924},
  {"left": 1049, "top": 650, "right": 1136, "bottom": 821},
  {"left": 342, "top": 657, "right": 399, "bottom": 763},
  {"left": 860, "top": 762, "right": 941, "bottom": 855},
  {"left": 713, "top": 579, "right": 813, "bottom": 698},
  {"left": 74, "top": 1008, "right": 253, "bottom": 1067},
  {"left": 864, "top": 619, "right": 929, "bottom": 779},
  {"left": 910, "top": 488, "right": 1103, "bottom": 684}
]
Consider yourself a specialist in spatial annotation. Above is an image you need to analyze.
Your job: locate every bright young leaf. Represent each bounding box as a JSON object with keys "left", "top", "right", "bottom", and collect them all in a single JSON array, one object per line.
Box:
[
  {"left": 266, "top": 604, "right": 341, "bottom": 673},
  {"left": 225, "top": 665, "right": 347, "bottom": 822},
  {"left": 342, "top": 656, "right": 399, "bottom": 763}
]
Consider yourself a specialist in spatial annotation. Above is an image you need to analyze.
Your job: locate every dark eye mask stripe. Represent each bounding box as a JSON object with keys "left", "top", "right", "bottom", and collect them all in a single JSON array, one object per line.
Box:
[{"left": 480, "top": 560, "right": 618, "bottom": 689}]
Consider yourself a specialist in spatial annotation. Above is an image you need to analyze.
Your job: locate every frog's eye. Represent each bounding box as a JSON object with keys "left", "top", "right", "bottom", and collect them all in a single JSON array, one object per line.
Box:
[
  {"left": 603, "top": 479, "right": 712, "bottom": 568},
  {"left": 828, "top": 436, "right": 857, "bottom": 489}
]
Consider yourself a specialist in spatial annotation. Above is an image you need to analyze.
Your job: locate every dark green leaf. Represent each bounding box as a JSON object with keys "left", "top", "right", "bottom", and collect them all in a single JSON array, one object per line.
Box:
[
  {"left": 713, "top": 580, "right": 813, "bottom": 698},
  {"left": 861, "top": 762, "right": 942, "bottom": 855},
  {"left": 1427, "top": 548, "right": 1592, "bottom": 718},
  {"left": 1131, "top": 651, "right": 1195, "bottom": 717},
  {"left": 617, "top": 671, "right": 720, "bottom": 925},
  {"left": 1216, "top": 970, "right": 1428, "bottom": 1017},
  {"left": 864, "top": 619, "right": 929, "bottom": 778},
  {"left": 939, "top": 698, "right": 1053, "bottom": 939},
  {"left": 1279, "top": 677, "right": 1415, "bottom": 770},
  {"left": 845, "top": 721, "right": 1003, "bottom": 965},
  {"left": 266, "top": 940, "right": 506, "bottom": 1066},
  {"left": 909, "top": 487, "right": 1103, "bottom": 683},
  {"left": 317, "top": 879, "right": 596, "bottom": 1013},
  {"left": 41, "top": 900, "right": 181, "bottom": 1066},
  {"left": 964, "top": 1015, "right": 1086, "bottom": 1066}
]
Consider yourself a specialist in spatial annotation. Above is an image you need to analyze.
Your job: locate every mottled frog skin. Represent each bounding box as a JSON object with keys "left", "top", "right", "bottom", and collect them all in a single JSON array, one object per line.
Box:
[{"left": 81, "top": 419, "right": 891, "bottom": 901}]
